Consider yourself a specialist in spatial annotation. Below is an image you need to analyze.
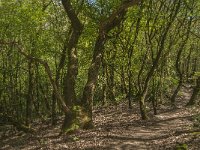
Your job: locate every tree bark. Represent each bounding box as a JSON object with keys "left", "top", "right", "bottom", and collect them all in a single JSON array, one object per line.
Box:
[
  {"left": 187, "top": 76, "right": 200, "bottom": 106},
  {"left": 82, "top": 0, "right": 141, "bottom": 126},
  {"left": 61, "top": 0, "right": 86, "bottom": 132},
  {"left": 61, "top": 0, "right": 83, "bottom": 106}
]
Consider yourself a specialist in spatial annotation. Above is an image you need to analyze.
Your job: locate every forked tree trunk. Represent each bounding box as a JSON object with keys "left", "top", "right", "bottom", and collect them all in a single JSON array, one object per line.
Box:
[
  {"left": 82, "top": 0, "right": 141, "bottom": 126},
  {"left": 139, "top": 0, "right": 181, "bottom": 119},
  {"left": 61, "top": 0, "right": 85, "bottom": 132}
]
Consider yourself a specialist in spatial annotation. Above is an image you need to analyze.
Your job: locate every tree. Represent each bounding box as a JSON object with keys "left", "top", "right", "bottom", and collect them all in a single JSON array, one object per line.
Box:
[{"left": 81, "top": 0, "right": 141, "bottom": 126}]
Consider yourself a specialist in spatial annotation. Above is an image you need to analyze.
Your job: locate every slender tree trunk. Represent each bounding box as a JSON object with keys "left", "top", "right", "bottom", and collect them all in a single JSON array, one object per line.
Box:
[
  {"left": 171, "top": 79, "right": 183, "bottom": 105},
  {"left": 151, "top": 79, "right": 158, "bottom": 115},
  {"left": 102, "top": 57, "right": 107, "bottom": 106},
  {"left": 121, "top": 66, "right": 128, "bottom": 95},
  {"left": 107, "top": 55, "right": 116, "bottom": 103},
  {"left": 171, "top": 17, "right": 192, "bottom": 105},
  {"left": 127, "top": 3, "right": 143, "bottom": 108},
  {"left": 52, "top": 42, "right": 67, "bottom": 125},
  {"left": 187, "top": 76, "right": 200, "bottom": 106},
  {"left": 109, "top": 66, "right": 115, "bottom": 102},
  {"left": 139, "top": 86, "right": 149, "bottom": 120},
  {"left": 139, "top": 0, "right": 181, "bottom": 119},
  {"left": 186, "top": 48, "right": 192, "bottom": 81},
  {"left": 26, "top": 60, "right": 34, "bottom": 126}
]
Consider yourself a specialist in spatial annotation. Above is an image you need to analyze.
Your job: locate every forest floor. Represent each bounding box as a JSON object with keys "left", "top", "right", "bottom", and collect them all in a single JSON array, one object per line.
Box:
[{"left": 0, "top": 86, "right": 200, "bottom": 150}]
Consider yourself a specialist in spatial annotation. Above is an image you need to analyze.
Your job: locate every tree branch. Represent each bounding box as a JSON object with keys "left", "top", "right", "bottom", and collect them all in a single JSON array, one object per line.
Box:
[
  {"left": 61, "top": 0, "right": 83, "bottom": 31},
  {"left": 0, "top": 40, "right": 70, "bottom": 114}
]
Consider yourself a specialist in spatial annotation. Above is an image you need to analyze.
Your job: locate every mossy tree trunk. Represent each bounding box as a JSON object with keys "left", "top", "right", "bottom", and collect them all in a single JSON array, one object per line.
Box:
[
  {"left": 81, "top": 0, "right": 141, "bottom": 127},
  {"left": 61, "top": 0, "right": 85, "bottom": 132}
]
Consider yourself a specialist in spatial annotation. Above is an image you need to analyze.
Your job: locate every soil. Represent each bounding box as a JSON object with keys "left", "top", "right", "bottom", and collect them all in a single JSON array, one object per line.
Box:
[{"left": 0, "top": 86, "right": 200, "bottom": 150}]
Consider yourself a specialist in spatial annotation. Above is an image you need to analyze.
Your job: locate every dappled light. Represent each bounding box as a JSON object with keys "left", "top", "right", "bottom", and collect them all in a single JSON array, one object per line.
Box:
[{"left": 0, "top": 0, "right": 200, "bottom": 149}]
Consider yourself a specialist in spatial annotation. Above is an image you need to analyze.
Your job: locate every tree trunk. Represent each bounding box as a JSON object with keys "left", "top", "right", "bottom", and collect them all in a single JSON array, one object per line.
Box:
[
  {"left": 171, "top": 79, "right": 182, "bottom": 105},
  {"left": 63, "top": 30, "right": 82, "bottom": 106},
  {"left": 171, "top": 17, "right": 192, "bottom": 105},
  {"left": 102, "top": 57, "right": 107, "bottom": 106},
  {"left": 81, "top": 35, "right": 105, "bottom": 127},
  {"left": 187, "top": 76, "right": 200, "bottom": 106},
  {"left": 62, "top": 29, "right": 84, "bottom": 131},
  {"left": 61, "top": 0, "right": 86, "bottom": 132},
  {"left": 52, "top": 36, "right": 69, "bottom": 125},
  {"left": 121, "top": 66, "right": 128, "bottom": 95},
  {"left": 139, "top": 0, "right": 181, "bottom": 119},
  {"left": 139, "top": 86, "right": 149, "bottom": 120},
  {"left": 107, "top": 57, "right": 116, "bottom": 103},
  {"left": 81, "top": 0, "right": 141, "bottom": 126},
  {"left": 26, "top": 60, "right": 34, "bottom": 126}
]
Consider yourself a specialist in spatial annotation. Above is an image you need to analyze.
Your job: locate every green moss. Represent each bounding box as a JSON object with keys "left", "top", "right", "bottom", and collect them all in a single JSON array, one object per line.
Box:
[
  {"left": 72, "top": 136, "right": 79, "bottom": 141},
  {"left": 175, "top": 144, "right": 188, "bottom": 150},
  {"left": 64, "top": 122, "right": 79, "bottom": 133},
  {"left": 192, "top": 132, "right": 200, "bottom": 135},
  {"left": 62, "top": 105, "right": 93, "bottom": 133},
  {"left": 72, "top": 105, "right": 81, "bottom": 112}
]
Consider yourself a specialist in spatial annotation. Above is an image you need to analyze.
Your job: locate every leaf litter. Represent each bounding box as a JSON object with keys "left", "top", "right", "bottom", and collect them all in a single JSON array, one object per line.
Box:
[{"left": 0, "top": 86, "right": 200, "bottom": 150}]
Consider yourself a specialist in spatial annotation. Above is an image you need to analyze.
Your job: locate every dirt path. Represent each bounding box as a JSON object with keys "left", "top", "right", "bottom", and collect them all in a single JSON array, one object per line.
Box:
[{"left": 0, "top": 87, "right": 200, "bottom": 150}]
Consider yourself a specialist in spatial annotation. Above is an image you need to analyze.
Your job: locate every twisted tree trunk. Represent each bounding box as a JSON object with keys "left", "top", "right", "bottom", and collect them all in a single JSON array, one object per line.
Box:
[
  {"left": 81, "top": 0, "right": 141, "bottom": 127},
  {"left": 61, "top": 0, "right": 85, "bottom": 132}
]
